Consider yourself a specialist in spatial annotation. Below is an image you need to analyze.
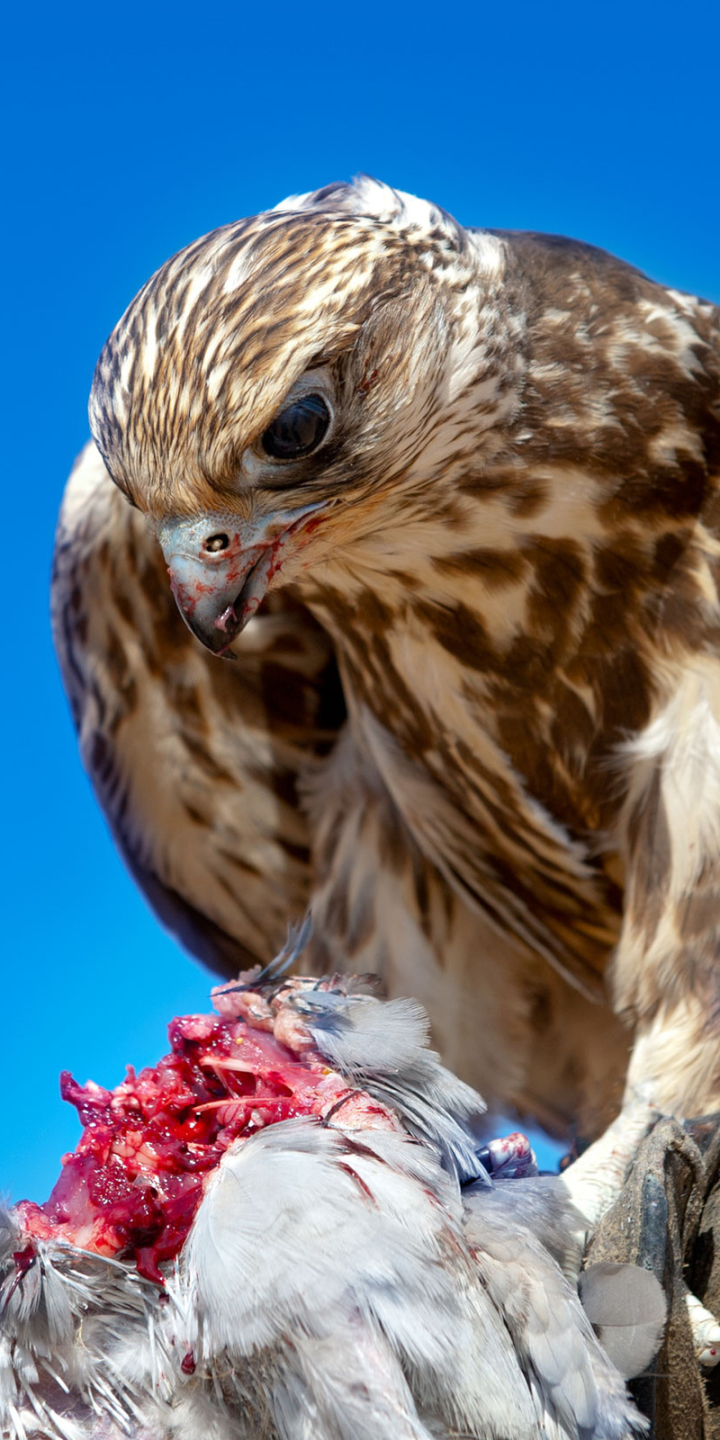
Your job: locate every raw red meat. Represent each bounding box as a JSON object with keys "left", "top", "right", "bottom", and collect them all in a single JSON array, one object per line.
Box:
[{"left": 15, "top": 979, "right": 398, "bottom": 1285}]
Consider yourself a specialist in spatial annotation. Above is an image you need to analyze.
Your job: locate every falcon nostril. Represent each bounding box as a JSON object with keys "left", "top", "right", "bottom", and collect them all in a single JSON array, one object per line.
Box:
[{"left": 204, "top": 533, "right": 230, "bottom": 554}]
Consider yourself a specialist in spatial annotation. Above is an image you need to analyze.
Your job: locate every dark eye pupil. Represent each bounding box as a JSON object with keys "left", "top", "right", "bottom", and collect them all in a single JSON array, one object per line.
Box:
[{"left": 261, "top": 394, "right": 330, "bottom": 460}]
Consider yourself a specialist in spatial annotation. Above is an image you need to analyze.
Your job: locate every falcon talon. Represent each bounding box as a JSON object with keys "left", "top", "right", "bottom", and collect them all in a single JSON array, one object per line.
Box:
[
  {"left": 477, "top": 1132, "right": 538, "bottom": 1178},
  {"left": 1, "top": 1245, "right": 37, "bottom": 1314},
  {"left": 320, "top": 1087, "right": 364, "bottom": 1126},
  {"left": 558, "top": 1093, "right": 660, "bottom": 1235}
]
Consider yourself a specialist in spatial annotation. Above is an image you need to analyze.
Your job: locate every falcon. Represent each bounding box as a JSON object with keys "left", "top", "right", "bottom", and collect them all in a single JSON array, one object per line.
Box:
[{"left": 52, "top": 176, "right": 720, "bottom": 1146}]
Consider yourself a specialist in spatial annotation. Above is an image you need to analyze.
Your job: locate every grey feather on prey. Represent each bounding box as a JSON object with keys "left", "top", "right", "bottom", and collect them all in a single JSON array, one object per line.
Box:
[{"left": 299, "top": 989, "right": 490, "bottom": 1183}]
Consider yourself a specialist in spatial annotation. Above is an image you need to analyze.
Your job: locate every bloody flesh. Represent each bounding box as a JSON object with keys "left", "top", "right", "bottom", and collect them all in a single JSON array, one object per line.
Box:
[{"left": 15, "top": 1001, "right": 388, "bottom": 1286}]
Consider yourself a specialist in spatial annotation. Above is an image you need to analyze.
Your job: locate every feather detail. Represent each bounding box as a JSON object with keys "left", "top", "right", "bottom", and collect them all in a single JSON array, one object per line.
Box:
[
  {"left": 615, "top": 659, "right": 720, "bottom": 1116},
  {"left": 51, "top": 442, "right": 344, "bottom": 976}
]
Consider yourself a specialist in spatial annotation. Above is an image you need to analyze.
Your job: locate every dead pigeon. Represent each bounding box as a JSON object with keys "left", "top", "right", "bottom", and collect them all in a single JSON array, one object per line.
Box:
[{"left": 1, "top": 959, "right": 655, "bottom": 1440}]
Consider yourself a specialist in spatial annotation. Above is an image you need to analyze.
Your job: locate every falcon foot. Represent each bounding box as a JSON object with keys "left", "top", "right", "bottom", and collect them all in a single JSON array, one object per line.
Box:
[
  {"left": 685, "top": 1285, "right": 720, "bottom": 1367},
  {"left": 558, "top": 1085, "right": 660, "bottom": 1242}
]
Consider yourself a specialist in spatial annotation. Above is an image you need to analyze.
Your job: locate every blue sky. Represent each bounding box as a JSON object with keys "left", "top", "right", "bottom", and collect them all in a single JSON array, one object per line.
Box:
[{"left": 2, "top": 0, "right": 718, "bottom": 1199}]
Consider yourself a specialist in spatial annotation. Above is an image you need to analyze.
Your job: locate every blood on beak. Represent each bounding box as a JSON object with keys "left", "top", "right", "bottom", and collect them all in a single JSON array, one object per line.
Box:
[{"left": 156, "top": 505, "right": 325, "bottom": 655}]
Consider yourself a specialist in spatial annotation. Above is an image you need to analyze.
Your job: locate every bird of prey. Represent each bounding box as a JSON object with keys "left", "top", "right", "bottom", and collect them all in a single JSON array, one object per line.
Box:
[{"left": 52, "top": 176, "right": 720, "bottom": 1146}]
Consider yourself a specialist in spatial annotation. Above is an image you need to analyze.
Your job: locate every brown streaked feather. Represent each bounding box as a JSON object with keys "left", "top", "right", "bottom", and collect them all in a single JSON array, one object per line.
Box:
[
  {"left": 51, "top": 442, "right": 345, "bottom": 976},
  {"left": 306, "top": 726, "right": 631, "bottom": 1138},
  {"left": 614, "top": 653, "right": 720, "bottom": 1116}
]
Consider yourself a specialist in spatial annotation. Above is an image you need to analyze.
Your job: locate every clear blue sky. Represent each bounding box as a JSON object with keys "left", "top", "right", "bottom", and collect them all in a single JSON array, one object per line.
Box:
[{"left": 2, "top": 0, "right": 718, "bottom": 1200}]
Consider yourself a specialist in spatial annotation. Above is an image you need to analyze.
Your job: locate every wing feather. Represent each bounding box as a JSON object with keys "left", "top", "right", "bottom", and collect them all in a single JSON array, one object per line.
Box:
[{"left": 51, "top": 442, "right": 345, "bottom": 975}]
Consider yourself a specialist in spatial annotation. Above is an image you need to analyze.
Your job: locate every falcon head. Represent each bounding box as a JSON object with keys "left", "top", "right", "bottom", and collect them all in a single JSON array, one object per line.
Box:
[{"left": 89, "top": 178, "right": 513, "bottom": 653}]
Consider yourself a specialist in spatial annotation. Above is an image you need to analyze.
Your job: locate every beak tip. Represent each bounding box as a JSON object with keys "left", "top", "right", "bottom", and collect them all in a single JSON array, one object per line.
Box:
[{"left": 161, "top": 511, "right": 297, "bottom": 659}]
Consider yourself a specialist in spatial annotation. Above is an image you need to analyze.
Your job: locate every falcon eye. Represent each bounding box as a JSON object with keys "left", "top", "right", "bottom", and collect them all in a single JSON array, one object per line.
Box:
[{"left": 261, "top": 393, "right": 331, "bottom": 460}]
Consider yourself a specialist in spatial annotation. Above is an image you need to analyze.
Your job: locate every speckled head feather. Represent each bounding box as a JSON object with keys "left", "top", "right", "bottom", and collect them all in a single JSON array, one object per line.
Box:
[{"left": 89, "top": 178, "right": 509, "bottom": 522}]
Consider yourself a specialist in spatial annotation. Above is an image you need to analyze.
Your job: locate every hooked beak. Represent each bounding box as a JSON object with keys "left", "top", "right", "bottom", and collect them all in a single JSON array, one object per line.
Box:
[{"left": 156, "top": 504, "right": 325, "bottom": 656}]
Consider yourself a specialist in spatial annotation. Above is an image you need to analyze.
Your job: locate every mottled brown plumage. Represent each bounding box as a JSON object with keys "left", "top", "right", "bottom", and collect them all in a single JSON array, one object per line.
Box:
[{"left": 53, "top": 177, "right": 720, "bottom": 1138}]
